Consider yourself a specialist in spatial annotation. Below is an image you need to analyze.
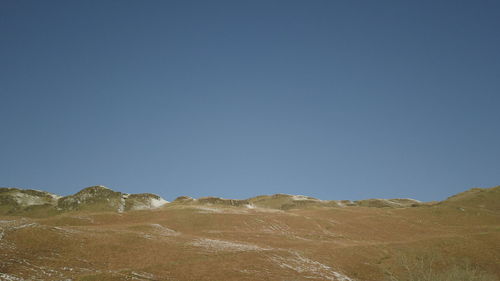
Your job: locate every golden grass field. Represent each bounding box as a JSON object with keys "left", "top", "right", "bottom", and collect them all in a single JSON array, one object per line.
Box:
[{"left": 1, "top": 186, "right": 499, "bottom": 281}]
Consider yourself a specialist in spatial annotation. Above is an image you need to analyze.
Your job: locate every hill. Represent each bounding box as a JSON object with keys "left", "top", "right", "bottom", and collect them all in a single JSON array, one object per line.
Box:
[
  {"left": 440, "top": 185, "right": 500, "bottom": 211},
  {"left": 1, "top": 185, "right": 426, "bottom": 217},
  {"left": 0, "top": 186, "right": 168, "bottom": 216},
  {"left": 0, "top": 185, "right": 498, "bottom": 281}
]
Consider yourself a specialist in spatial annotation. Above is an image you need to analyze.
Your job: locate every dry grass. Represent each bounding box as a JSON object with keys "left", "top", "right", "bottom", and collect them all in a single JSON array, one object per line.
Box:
[
  {"left": 1, "top": 188, "right": 499, "bottom": 280},
  {"left": 385, "top": 252, "right": 498, "bottom": 281}
]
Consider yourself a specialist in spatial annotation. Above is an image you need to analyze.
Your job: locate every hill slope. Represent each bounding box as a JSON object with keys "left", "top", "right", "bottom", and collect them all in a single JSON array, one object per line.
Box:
[
  {"left": 440, "top": 185, "right": 500, "bottom": 211},
  {"left": 0, "top": 186, "right": 498, "bottom": 281}
]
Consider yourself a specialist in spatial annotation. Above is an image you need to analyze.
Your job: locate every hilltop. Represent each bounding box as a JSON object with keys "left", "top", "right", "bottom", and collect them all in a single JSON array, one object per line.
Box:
[
  {"left": 0, "top": 186, "right": 168, "bottom": 217},
  {"left": 1, "top": 185, "right": 430, "bottom": 217}
]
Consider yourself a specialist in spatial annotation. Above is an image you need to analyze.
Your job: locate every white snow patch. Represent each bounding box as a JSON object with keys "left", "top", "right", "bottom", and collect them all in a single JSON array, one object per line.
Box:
[
  {"left": 190, "top": 238, "right": 271, "bottom": 252},
  {"left": 194, "top": 206, "right": 224, "bottom": 213},
  {"left": 192, "top": 206, "right": 251, "bottom": 214},
  {"left": 245, "top": 204, "right": 255, "bottom": 209},
  {"left": 0, "top": 273, "right": 24, "bottom": 281},
  {"left": 394, "top": 198, "right": 421, "bottom": 203},
  {"left": 70, "top": 216, "right": 95, "bottom": 223},
  {"left": 126, "top": 196, "right": 169, "bottom": 211},
  {"left": 118, "top": 195, "right": 126, "bottom": 213},
  {"left": 150, "top": 197, "right": 168, "bottom": 208},
  {"left": 29, "top": 189, "right": 61, "bottom": 200},
  {"left": 11, "top": 223, "right": 38, "bottom": 230},
  {"left": 150, "top": 224, "right": 179, "bottom": 236},
  {"left": 335, "top": 201, "right": 348, "bottom": 207},
  {"left": 389, "top": 198, "right": 422, "bottom": 205},
  {"left": 50, "top": 194, "right": 62, "bottom": 200},
  {"left": 52, "top": 226, "right": 81, "bottom": 235},
  {"left": 130, "top": 271, "right": 155, "bottom": 280},
  {"left": 11, "top": 192, "right": 49, "bottom": 206},
  {"left": 270, "top": 252, "right": 354, "bottom": 281},
  {"left": 383, "top": 199, "right": 399, "bottom": 206},
  {"left": 292, "top": 195, "right": 315, "bottom": 201}
]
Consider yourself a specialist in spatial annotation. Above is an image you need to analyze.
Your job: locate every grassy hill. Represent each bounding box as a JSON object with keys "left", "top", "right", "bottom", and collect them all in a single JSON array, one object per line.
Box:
[
  {"left": 440, "top": 186, "right": 500, "bottom": 211},
  {"left": 0, "top": 185, "right": 498, "bottom": 281}
]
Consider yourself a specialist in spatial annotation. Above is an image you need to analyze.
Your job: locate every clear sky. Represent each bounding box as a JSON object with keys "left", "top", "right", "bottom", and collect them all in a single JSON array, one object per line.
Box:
[{"left": 1, "top": 1, "right": 499, "bottom": 202}]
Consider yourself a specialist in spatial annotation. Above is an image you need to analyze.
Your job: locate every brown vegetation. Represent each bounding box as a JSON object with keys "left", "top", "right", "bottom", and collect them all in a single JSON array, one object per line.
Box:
[{"left": 0, "top": 186, "right": 498, "bottom": 280}]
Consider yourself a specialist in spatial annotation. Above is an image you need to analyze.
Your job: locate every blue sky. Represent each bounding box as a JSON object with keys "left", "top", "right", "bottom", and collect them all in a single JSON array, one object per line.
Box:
[{"left": 1, "top": 0, "right": 499, "bottom": 201}]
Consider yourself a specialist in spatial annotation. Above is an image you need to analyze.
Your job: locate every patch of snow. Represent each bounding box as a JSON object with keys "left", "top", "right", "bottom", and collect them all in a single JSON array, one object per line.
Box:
[
  {"left": 11, "top": 223, "right": 38, "bottom": 230},
  {"left": 31, "top": 190, "right": 61, "bottom": 200},
  {"left": 128, "top": 203, "right": 148, "bottom": 211},
  {"left": 190, "top": 238, "right": 271, "bottom": 252},
  {"left": 128, "top": 196, "right": 169, "bottom": 211},
  {"left": 52, "top": 226, "right": 81, "bottom": 235},
  {"left": 394, "top": 198, "right": 421, "bottom": 203},
  {"left": 117, "top": 196, "right": 126, "bottom": 213},
  {"left": 70, "top": 216, "right": 94, "bottom": 223},
  {"left": 0, "top": 273, "right": 24, "bottom": 281},
  {"left": 270, "top": 252, "right": 354, "bottom": 281},
  {"left": 260, "top": 219, "right": 291, "bottom": 234},
  {"left": 11, "top": 192, "right": 49, "bottom": 206},
  {"left": 192, "top": 206, "right": 251, "bottom": 214},
  {"left": 150, "top": 224, "right": 180, "bottom": 236},
  {"left": 252, "top": 207, "right": 284, "bottom": 213},
  {"left": 292, "top": 195, "right": 315, "bottom": 201},
  {"left": 50, "top": 194, "right": 62, "bottom": 200},
  {"left": 130, "top": 271, "right": 155, "bottom": 280},
  {"left": 150, "top": 197, "right": 168, "bottom": 208},
  {"left": 194, "top": 206, "right": 224, "bottom": 213},
  {"left": 245, "top": 204, "right": 255, "bottom": 209}
]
